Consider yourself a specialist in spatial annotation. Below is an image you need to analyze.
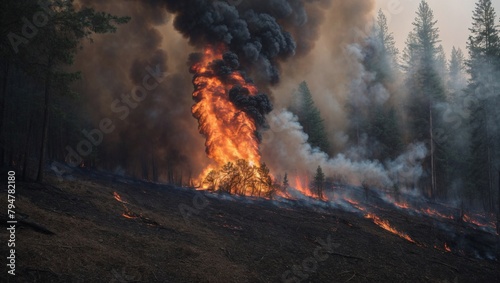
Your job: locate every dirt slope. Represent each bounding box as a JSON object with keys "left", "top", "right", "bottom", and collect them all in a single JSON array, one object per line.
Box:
[{"left": 1, "top": 169, "right": 499, "bottom": 282}]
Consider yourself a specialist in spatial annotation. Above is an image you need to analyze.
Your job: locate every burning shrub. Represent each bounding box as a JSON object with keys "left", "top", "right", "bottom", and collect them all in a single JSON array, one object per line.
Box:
[{"left": 203, "top": 159, "right": 276, "bottom": 198}]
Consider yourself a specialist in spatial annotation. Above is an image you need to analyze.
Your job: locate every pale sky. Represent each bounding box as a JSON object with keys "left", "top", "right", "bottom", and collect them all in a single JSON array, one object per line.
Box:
[{"left": 375, "top": 0, "right": 500, "bottom": 59}]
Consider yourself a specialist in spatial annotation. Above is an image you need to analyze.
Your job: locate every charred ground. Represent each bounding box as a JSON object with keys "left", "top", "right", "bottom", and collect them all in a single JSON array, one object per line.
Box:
[{"left": 1, "top": 168, "right": 499, "bottom": 283}]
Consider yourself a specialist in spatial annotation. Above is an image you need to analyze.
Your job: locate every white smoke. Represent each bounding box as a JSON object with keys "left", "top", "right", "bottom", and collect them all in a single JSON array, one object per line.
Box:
[{"left": 261, "top": 109, "right": 427, "bottom": 190}]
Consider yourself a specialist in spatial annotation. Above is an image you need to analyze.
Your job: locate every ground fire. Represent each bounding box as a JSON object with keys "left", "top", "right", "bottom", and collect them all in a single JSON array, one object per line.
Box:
[{"left": 113, "top": 192, "right": 138, "bottom": 219}]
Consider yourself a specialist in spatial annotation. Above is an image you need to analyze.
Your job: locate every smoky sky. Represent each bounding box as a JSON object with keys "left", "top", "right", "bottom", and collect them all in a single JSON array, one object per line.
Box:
[{"left": 72, "top": 0, "right": 379, "bottom": 179}]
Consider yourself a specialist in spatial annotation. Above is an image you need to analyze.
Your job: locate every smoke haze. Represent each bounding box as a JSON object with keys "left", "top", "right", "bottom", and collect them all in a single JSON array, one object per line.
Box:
[{"left": 73, "top": 0, "right": 432, "bottom": 189}]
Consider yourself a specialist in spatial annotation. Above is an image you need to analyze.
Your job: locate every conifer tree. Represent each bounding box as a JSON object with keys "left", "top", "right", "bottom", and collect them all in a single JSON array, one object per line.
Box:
[
  {"left": 345, "top": 10, "right": 403, "bottom": 161},
  {"left": 313, "top": 166, "right": 325, "bottom": 199},
  {"left": 290, "top": 81, "right": 330, "bottom": 153},
  {"left": 404, "top": 1, "right": 447, "bottom": 198},
  {"left": 466, "top": 0, "right": 500, "bottom": 210},
  {"left": 283, "top": 173, "right": 289, "bottom": 189},
  {"left": 448, "top": 47, "right": 467, "bottom": 92}
]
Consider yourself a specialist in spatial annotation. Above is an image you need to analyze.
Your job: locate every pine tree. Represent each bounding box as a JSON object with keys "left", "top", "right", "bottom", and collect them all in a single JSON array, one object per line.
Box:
[
  {"left": 0, "top": 0, "right": 129, "bottom": 181},
  {"left": 435, "top": 45, "right": 448, "bottom": 81},
  {"left": 345, "top": 10, "right": 403, "bottom": 161},
  {"left": 466, "top": 0, "right": 500, "bottom": 210},
  {"left": 404, "top": 1, "right": 447, "bottom": 198},
  {"left": 441, "top": 46, "right": 470, "bottom": 201},
  {"left": 313, "top": 166, "right": 325, "bottom": 199},
  {"left": 283, "top": 173, "right": 289, "bottom": 188},
  {"left": 290, "top": 81, "right": 330, "bottom": 153},
  {"left": 370, "top": 106, "right": 404, "bottom": 159},
  {"left": 448, "top": 47, "right": 467, "bottom": 92},
  {"left": 375, "top": 10, "right": 399, "bottom": 73}
]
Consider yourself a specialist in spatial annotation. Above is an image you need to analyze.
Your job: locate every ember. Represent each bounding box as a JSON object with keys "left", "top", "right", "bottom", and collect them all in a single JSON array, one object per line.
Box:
[{"left": 444, "top": 243, "right": 451, "bottom": 252}]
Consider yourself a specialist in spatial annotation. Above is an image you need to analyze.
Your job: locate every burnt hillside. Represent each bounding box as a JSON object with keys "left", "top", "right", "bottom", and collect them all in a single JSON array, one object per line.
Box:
[{"left": 1, "top": 168, "right": 498, "bottom": 283}]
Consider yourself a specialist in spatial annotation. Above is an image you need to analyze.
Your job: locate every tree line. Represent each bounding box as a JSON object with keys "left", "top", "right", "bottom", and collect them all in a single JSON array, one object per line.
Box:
[
  {"left": 290, "top": 0, "right": 500, "bottom": 212},
  {"left": 0, "top": 0, "right": 128, "bottom": 181},
  {"left": 1, "top": 1, "right": 499, "bottom": 213}
]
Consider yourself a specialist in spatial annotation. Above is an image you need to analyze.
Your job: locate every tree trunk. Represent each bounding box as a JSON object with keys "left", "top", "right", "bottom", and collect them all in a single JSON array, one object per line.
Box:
[
  {"left": 429, "top": 102, "right": 436, "bottom": 199},
  {"left": 22, "top": 115, "right": 34, "bottom": 181},
  {"left": 151, "top": 149, "right": 158, "bottom": 182},
  {"left": 482, "top": 94, "right": 493, "bottom": 212},
  {"left": 36, "top": 58, "right": 53, "bottom": 183}
]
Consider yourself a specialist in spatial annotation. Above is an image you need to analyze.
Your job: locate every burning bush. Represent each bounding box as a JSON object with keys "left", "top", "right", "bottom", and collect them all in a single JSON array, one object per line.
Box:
[{"left": 203, "top": 159, "right": 277, "bottom": 198}]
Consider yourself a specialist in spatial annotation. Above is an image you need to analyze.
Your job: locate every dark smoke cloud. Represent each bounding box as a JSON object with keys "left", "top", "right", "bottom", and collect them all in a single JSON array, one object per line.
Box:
[
  {"left": 162, "top": 0, "right": 329, "bottom": 86},
  {"left": 162, "top": 0, "right": 332, "bottom": 151},
  {"left": 72, "top": 0, "right": 337, "bottom": 179},
  {"left": 229, "top": 86, "right": 273, "bottom": 128}
]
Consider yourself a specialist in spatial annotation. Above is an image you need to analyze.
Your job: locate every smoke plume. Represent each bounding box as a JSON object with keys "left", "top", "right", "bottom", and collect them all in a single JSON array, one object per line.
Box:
[
  {"left": 261, "top": 109, "right": 427, "bottom": 189},
  {"left": 73, "top": 0, "right": 406, "bottom": 186}
]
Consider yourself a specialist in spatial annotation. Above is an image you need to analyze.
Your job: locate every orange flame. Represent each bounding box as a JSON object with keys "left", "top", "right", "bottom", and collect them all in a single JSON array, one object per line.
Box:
[
  {"left": 293, "top": 175, "right": 316, "bottom": 198},
  {"left": 462, "top": 214, "right": 495, "bottom": 229},
  {"left": 113, "top": 192, "right": 128, "bottom": 204},
  {"left": 365, "top": 213, "right": 416, "bottom": 243},
  {"left": 113, "top": 192, "right": 138, "bottom": 219},
  {"left": 421, "top": 208, "right": 454, "bottom": 220},
  {"left": 444, "top": 243, "right": 451, "bottom": 252},
  {"left": 191, "top": 46, "right": 260, "bottom": 166},
  {"left": 394, "top": 201, "right": 410, "bottom": 209}
]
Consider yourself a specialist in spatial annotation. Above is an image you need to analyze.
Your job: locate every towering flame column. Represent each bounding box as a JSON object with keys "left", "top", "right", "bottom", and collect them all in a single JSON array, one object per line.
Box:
[{"left": 190, "top": 46, "right": 262, "bottom": 166}]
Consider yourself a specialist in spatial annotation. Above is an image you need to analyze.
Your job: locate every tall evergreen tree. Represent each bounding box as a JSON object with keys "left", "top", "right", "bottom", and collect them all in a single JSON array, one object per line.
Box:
[
  {"left": 439, "top": 46, "right": 470, "bottom": 201},
  {"left": 0, "top": 0, "right": 129, "bottom": 181},
  {"left": 313, "top": 165, "right": 325, "bottom": 199},
  {"left": 290, "top": 81, "right": 330, "bottom": 153},
  {"left": 404, "top": 1, "right": 447, "bottom": 198},
  {"left": 466, "top": 0, "right": 500, "bottom": 210},
  {"left": 370, "top": 106, "right": 404, "bottom": 159},
  {"left": 435, "top": 45, "right": 448, "bottom": 81},
  {"left": 375, "top": 9, "right": 399, "bottom": 73},
  {"left": 448, "top": 47, "right": 467, "bottom": 92},
  {"left": 345, "top": 10, "right": 403, "bottom": 161},
  {"left": 283, "top": 173, "right": 289, "bottom": 189}
]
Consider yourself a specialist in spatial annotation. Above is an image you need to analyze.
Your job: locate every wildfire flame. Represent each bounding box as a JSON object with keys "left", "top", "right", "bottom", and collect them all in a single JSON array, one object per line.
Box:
[
  {"left": 421, "top": 208, "right": 454, "bottom": 220},
  {"left": 293, "top": 175, "right": 316, "bottom": 198},
  {"left": 191, "top": 46, "right": 260, "bottom": 166},
  {"left": 365, "top": 213, "right": 417, "bottom": 243},
  {"left": 346, "top": 198, "right": 416, "bottom": 244},
  {"left": 462, "top": 214, "right": 496, "bottom": 230},
  {"left": 394, "top": 201, "right": 410, "bottom": 210},
  {"left": 190, "top": 46, "right": 278, "bottom": 196},
  {"left": 444, "top": 243, "right": 451, "bottom": 252},
  {"left": 113, "top": 192, "right": 138, "bottom": 219},
  {"left": 113, "top": 192, "right": 128, "bottom": 204}
]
